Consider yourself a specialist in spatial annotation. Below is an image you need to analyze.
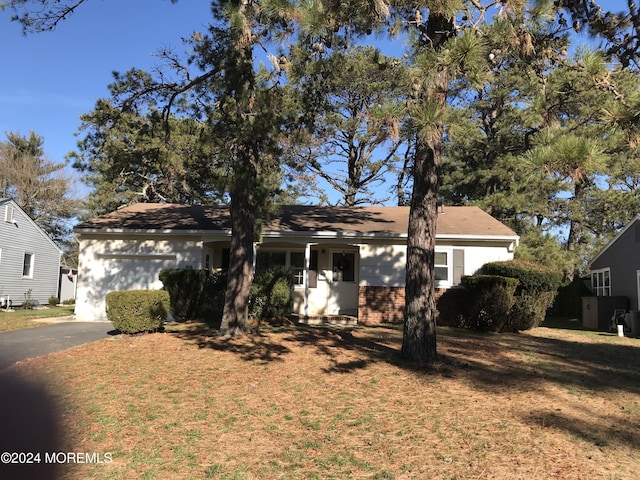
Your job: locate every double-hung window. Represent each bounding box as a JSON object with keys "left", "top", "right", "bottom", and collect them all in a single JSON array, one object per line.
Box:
[
  {"left": 22, "top": 253, "right": 34, "bottom": 278},
  {"left": 591, "top": 268, "right": 611, "bottom": 296}
]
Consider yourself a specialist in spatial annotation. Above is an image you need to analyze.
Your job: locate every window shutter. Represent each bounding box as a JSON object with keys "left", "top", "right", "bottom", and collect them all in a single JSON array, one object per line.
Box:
[{"left": 453, "top": 249, "right": 465, "bottom": 285}]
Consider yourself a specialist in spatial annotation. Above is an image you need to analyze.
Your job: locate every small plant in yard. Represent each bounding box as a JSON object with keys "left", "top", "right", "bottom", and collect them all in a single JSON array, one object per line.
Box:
[
  {"left": 22, "top": 289, "right": 35, "bottom": 310},
  {"left": 48, "top": 296, "right": 59, "bottom": 307}
]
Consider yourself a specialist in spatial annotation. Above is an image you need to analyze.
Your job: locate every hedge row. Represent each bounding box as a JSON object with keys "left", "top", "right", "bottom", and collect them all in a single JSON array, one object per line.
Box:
[
  {"left": 159, "top": 267, "right": 294, "bottom": 326},
  {"left": 439, "top": 259, "right": 562, "bottom": 332}
]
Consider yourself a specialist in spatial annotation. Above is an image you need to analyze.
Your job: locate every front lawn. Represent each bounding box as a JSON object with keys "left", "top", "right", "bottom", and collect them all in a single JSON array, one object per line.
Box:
[
  {"left": 3, "top": 322, "right": 640, "bottom": 479},
  {"left": 0, "top": 305, "right": 75, "bottom": 332}
]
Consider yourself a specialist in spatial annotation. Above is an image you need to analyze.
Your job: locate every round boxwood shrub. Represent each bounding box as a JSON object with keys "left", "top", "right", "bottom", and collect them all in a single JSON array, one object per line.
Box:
[
  {"left": 106, "top": 290, "right": 170, "bottom": 334},
  {"left": 460, "top": 275, "right": 519, "bottom": 332},
  {"left": 480, "top": 259, "right": 563, "bottom": 331}
]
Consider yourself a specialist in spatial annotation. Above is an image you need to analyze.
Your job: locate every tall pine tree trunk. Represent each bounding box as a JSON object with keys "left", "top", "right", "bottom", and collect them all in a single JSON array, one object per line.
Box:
[
  {"left": 401, "top": 13, "right": 452, "bottom": 365},
  {"left": 218, "top": 0, "right": 258, "bottom": 335},
  {"left": 402, "top": 136, "right": 441, "bottom": 365},
  {"left": 219, "top": 187, "right": 256, "bottom": 335}
]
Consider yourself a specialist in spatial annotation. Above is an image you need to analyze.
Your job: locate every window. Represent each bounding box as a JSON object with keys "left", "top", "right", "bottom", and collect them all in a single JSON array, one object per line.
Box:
[
  {"left": 435, "top": 251, "right": 448, "bottom": 283},
  {"left": 591, "top": 268, "right": 611, "bottom": 296},
  {"left": 4, "top": 206, "right": 13, "bottom": 223},
  {"left": 332, "top": 252, "right": 355, "bottom": 282},
  {"left": 288, "top": 251, "right": 319, "bottom": 287},
  {"left": 223, "top": 248, "right": 318, "bottom": 287},
  {"left": 22, "top": 253, "right": 34, "bottom": 278},
  {"left": 290, "top": 252, "right": 305, "bottom": 286},
  {"left": 255, "top": 251, "right": 286, "bottom": 274}
]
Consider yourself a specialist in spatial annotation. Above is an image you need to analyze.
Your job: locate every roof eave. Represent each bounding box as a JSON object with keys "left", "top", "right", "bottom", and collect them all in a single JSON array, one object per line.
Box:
[{"left": 74, "top": 227, "right": 519, "bottom": 244}]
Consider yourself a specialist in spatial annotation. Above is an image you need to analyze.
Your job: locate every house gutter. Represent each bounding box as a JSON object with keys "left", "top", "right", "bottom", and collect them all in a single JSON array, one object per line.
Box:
[{"left": 74, "top": 227, "right": 519, "bottom": 244}]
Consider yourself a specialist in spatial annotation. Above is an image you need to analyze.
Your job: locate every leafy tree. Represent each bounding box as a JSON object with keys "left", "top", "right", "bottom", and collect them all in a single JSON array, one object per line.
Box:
[
  {"left": 7, "top": 0, "right": 640, "bottom": 365},
  {"left": 286, "top": 45, "right": 408, "bottom": 206},
  {"left": 0, "top": 131, "right": 80, "bottom": 246},
  {"left": 6, "top": 0, "right": 297, "bottom": 336},
  {"left": 69, "top": 97, "right": 221, "bottom": 218},
  {"left": 443, "top": 38, "right": 640, "bottom": 275}
]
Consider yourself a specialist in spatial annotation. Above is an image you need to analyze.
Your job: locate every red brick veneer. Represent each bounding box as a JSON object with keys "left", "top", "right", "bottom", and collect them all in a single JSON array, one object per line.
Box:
[{"left": 358, "top": 286, "right": 449, "bottom": 325}]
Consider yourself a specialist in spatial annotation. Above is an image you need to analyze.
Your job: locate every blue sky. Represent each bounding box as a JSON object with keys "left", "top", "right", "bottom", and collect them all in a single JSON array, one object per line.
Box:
[
  {"left": 0, "top": 0, "right": 212, "bottom": 183},
  {"left": 0, "top": 0, "right": 631, "bottom": 202}
]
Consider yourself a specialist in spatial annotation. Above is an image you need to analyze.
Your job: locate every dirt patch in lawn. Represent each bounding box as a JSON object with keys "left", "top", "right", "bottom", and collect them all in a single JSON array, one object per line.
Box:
[{"left": 3, "top": 323, "right": 640, "bottom": 479}]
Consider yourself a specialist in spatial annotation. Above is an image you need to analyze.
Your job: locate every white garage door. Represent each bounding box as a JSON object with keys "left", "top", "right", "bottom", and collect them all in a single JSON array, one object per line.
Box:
[{"left": 102, "top": 256, "right": 177, "bottom": 293}]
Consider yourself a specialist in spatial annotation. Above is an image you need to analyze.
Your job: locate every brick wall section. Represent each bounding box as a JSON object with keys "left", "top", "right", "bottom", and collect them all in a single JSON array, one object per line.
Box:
[{"left": 358, "top": 286, "right": 449, "bottom": 325}]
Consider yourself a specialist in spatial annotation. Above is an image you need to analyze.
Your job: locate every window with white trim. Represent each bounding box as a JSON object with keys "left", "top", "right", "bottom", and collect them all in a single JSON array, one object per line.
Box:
[
  {"left": 254, "top": 249, "right": 318, "bottom": 287},
  {"left": 22, "top": 252, "right": 34, "bottom": 278},
  {"left": 591, "top": 268, "right": 611, "bottom": 296},
  {"left": 4, "top": 206, "right": 14, "bottom": 223},
  {"left": 435, "top": 251, "right": 449, "bottom": 283}
]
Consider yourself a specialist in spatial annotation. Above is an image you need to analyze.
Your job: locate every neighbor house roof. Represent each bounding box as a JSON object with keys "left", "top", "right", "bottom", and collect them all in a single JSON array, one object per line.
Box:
[
  {"left": 589, "top": 213, "right": 640, "bottom": 268},
  {"left": 74, "top": 203, "right": 518, "bottom": 240}
]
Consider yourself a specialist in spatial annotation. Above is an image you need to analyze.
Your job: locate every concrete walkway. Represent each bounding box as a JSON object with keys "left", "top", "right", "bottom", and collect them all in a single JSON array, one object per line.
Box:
[{"left": 0, "top": 320, "right": 115, "bottom": 370}]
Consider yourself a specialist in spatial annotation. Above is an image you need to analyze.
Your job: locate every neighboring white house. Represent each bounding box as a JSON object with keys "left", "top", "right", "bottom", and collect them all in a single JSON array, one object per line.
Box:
[
  {"left": 74, "top": 204, "right": 519, "bottom": 323},
  {"left": 0, "top": 198, "right": 63, "bottom": 307}
]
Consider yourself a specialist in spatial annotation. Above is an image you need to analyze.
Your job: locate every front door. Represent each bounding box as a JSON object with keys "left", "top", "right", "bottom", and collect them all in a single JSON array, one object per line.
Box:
[{"left": 328, "top": 250, "right": 358, "bottom": 316}]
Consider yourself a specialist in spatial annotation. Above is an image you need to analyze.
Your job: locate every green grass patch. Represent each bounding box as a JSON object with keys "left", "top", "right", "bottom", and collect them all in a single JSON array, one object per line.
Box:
[{"left": 0, "top": 305, "right": 75, "bottom": 332}]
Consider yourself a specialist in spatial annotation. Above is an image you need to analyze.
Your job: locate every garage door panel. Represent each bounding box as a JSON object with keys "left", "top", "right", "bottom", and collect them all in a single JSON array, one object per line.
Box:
[{"left": 104, "top": 258, "right": 175, "bottom": 292}]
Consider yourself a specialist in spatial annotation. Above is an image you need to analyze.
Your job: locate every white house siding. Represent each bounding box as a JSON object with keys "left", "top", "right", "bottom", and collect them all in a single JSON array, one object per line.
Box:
[
  {"left": 448, "top": 241, "right": 516, "bottom": 278},
  {"left": 359, "top": 242, "right": 406, "bottom": 287},
  {"left": 74, "top": 234, "right": 202, "bottom": 321},
  {"left": 0, "top": 201, "right": 62, "bottom": 306}
]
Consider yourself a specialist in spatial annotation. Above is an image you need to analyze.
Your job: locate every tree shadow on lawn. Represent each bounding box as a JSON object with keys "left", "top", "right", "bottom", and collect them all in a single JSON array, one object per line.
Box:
[
  {"left": 439, "top": 328, "right": 640, "bottom": 396},
  {"left": 170, "top": 322, "right": 401, "bottom": 370},
  {"left": 523, "top": 404, "right": 640, "bottom": 451},
  {"left": 170, "top": 322, "right": 640, "bottom": 396},
  {"left": 170, "top": 321, "right": 640, "bottom": 454}
]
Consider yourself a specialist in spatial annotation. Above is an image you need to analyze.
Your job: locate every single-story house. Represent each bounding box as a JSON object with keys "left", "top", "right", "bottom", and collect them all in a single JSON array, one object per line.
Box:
[
  {"left": 0, "top": 198, "right": 63, "bottom": 307},
  {"left": 588, "top": 214, "right": 640, "bottom": 319},
  {"left": 73, "top": 203, "right": 519, "bottom": 323}
]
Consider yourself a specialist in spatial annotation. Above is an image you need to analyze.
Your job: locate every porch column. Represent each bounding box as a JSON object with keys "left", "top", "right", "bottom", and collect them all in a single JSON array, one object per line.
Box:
[
  {"left": 304, "top": 242, "right": 311, "bottom": 318},
  {"left": 252, "top": 242, "right": 258, "bottom": 274}
]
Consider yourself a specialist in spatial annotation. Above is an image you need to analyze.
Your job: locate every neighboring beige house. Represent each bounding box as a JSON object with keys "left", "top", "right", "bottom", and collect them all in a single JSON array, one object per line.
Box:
[{"left": 73, "top": 203, "right": 519, "bottom": 323}]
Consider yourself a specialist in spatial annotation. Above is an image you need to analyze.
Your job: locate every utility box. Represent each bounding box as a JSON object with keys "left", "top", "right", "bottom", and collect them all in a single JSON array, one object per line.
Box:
[
  {"left": 582, "top": 296, "right": 629, "bottom": 330},
  {"left": 627, "top": 311, "right": 640, "bottom": 337}
]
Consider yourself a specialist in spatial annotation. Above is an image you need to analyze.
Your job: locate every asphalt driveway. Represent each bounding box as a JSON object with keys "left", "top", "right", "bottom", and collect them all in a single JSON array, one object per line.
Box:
[{"left": 0, "top": 321, "right": 114, "bottom": 370}]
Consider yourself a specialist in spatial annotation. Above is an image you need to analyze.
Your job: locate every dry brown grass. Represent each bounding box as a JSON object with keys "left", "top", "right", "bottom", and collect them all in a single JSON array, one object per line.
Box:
[{"left": 3, "top": 322, "right": 640, "bottom": 479}]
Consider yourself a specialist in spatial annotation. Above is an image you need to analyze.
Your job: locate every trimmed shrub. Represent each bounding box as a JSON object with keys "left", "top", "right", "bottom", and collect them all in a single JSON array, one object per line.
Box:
[
  {"left": 460, "top": 275, "right": 519, "bottom": 331},
  {"left": 48, "top": 296, "right": 59, "bottom": 307},
  {"left": 106, "top": 290, "right": 169, "bottom": 334},
  {"left": 480, "top": 259, "right": 563, "bottom": 331},
  {"left": 160, "top": 266, "right": 293, "bottom": 325},
  {"left": 480, "top": 259, "right": 563, "bottom": 292},
  {"left": 250, "top": 267, "right": 294, "bottom": 320},
  {"left": 198, "top": 271, "right": 227, "bottom": 327},
  {"left": 159, "top": 269, "right": 226, "bottom": 326},
  {"left": 436, "top": 287, "right": 467, "bottom": 327},
  {"left": 159, "top": 269, "right": 207, "bottom": 321}
]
